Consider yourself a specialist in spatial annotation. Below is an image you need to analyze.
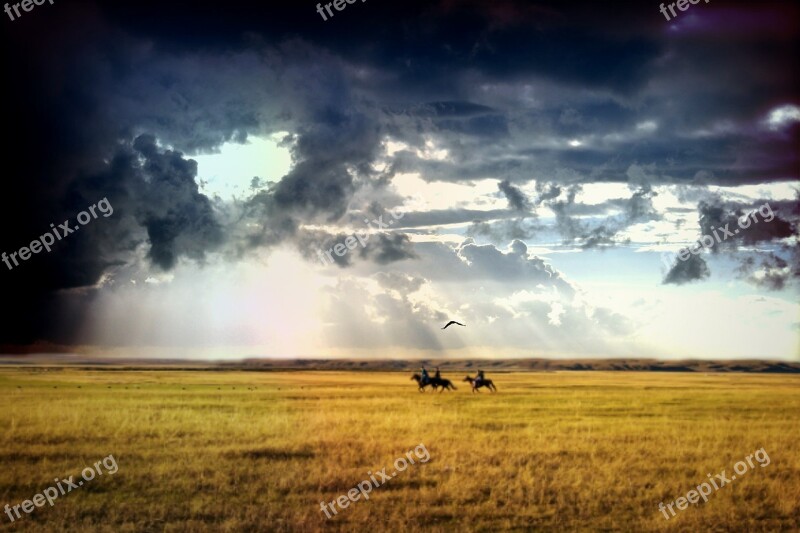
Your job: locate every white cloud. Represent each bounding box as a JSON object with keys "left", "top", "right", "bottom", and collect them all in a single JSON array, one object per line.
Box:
[{"left": 764, "top": 104, "right": 800, "bottom": 131}]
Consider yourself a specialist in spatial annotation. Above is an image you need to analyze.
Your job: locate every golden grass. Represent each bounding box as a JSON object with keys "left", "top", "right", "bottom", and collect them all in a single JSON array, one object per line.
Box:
[{"left": 0, "top": 368, "right": 798, "bottom": 532}]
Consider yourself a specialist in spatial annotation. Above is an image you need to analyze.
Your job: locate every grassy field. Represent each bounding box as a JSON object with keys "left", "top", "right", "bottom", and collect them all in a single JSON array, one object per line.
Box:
[{"left": 0, "top": 368, "right": 798, "bottom": 532}]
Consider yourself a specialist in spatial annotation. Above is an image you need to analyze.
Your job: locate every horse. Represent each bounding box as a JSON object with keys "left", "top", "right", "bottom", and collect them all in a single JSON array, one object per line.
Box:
[
  {"left": 410, "top": 373, "right": 435, "bottom": 392},
  {"left": 430, "top": 376, "right": 457, "bottom": 392},
  {"left": 463, "top": 376, "right": 497, "bottom": 393}
]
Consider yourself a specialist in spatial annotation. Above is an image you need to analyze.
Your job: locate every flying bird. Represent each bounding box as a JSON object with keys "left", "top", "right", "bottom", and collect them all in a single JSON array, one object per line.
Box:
[{"left": 442, "top": 321, "right": 466, "bottom": 330}]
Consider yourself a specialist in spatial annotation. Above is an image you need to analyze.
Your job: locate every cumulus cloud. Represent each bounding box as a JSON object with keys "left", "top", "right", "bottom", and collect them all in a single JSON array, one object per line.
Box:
[
  {"left": 737, "top": 248, "right": 800, "bottom": 291},
  {"left": 455, "top": 238, "right": 574, "bottom": 292},
  {"left": 315, "top": 238, "right": 636, "bottom": 355},
  {"left": 374, "top": 272, "right": 426, "bottom": 294}
]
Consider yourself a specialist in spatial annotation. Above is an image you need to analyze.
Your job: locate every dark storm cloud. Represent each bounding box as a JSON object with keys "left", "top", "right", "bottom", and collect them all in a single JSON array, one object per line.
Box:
[
  {"left": 360, "top": 234, "right": 418, "bottom": 265},
  {"left": 498, "top": 179, "right": 532, "bottom": 212},
  {"left": 374, "top": 0, "right": 796, "bottom": 187},
  {"left": 251, "top": 158, "right": 356, "bottom": 224},
  {"left": 625, "top": 186, "right": 659, "bottom": 222},
  {"left": 697, "top": 199, "right": 795, "bottom": 251},
  {"left": 737, "top": 246, "right": 800, "bottom": 291},
  {"left": 663, "top": 254, "right": 711, "bottom": 285},
  {"left": 578, "top": 225, "right": 624, "bottom": 249},
  {"left": 388, "top": 101, "right": 496, "bottom": 119},
  {"left": 659, "top": 198, "right": 798, "bottom": 288},
  {"left": 467, "top": 218, "right": 540, "bottom": 242},
  {"left": 131, "top": 135, "right": 225, "bottom": 269},
  {"left": 62, "top": 134, "right": 226, "bottom": 272},
  {"left": 295, "top": 227, "right": 420, "bottom": 269},
  {"left": 1, "top": 19, "right": 383, "bottom": 343},
  {"left": 541, "top": 183, "right": 658, "bottom": 249},
  {"left": 437, "top": 114, "right": 511, "bottom": 138},
  {"left": 0, "top": 134, "right": 227, "bottom": 343},
  {"left": 1, "top": 0, "right": 798, "bottom": 348},
  {"left": 296, "top": 230, "right": 354, "bottom": 268},
  {"left": 535, "top": 182, "right": 562, "bottom": 203}
]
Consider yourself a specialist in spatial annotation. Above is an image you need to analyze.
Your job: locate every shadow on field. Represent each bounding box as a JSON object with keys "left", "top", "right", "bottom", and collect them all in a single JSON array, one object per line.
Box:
[{"left": 226, "top": 448, "right": 315, "bottom": 460}]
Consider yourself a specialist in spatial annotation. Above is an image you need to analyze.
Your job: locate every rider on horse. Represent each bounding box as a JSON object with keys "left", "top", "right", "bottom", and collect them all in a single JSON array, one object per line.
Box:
[
  {"left": 475, "top": 369, "right": 485, "bottom": 386},
  {"left": 434, "top": 367, "right": 441, "bottom": 380},
  {"left": 421, "top": 367, "right": 430, "bottom": 385}
]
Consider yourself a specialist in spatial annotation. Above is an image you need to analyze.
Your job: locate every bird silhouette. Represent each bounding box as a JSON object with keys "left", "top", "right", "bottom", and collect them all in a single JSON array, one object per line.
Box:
[{"left": 442, "top": 320, "right": 466, "bottom": 329}]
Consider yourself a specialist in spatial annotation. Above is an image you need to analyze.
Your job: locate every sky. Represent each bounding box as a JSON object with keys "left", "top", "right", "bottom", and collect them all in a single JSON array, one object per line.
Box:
[{"left": 0, "top": 0, "right": 798, "bottom": 360}]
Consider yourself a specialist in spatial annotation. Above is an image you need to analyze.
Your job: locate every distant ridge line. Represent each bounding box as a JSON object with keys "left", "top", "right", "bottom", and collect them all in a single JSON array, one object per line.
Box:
[
  {"left": 1, "top": 357, "right": 798, "bottom": 373},
  {"left": 230, "top": 358, "right": 800, "bottom": 373}
]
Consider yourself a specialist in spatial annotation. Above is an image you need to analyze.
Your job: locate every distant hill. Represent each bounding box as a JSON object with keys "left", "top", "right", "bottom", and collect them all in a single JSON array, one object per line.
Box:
[
  {"left": 2, "top": 355, "right": 798, "bottom": 373},
  {"left": 228, "top": 358, "right": 800, "bottom": 373}
]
